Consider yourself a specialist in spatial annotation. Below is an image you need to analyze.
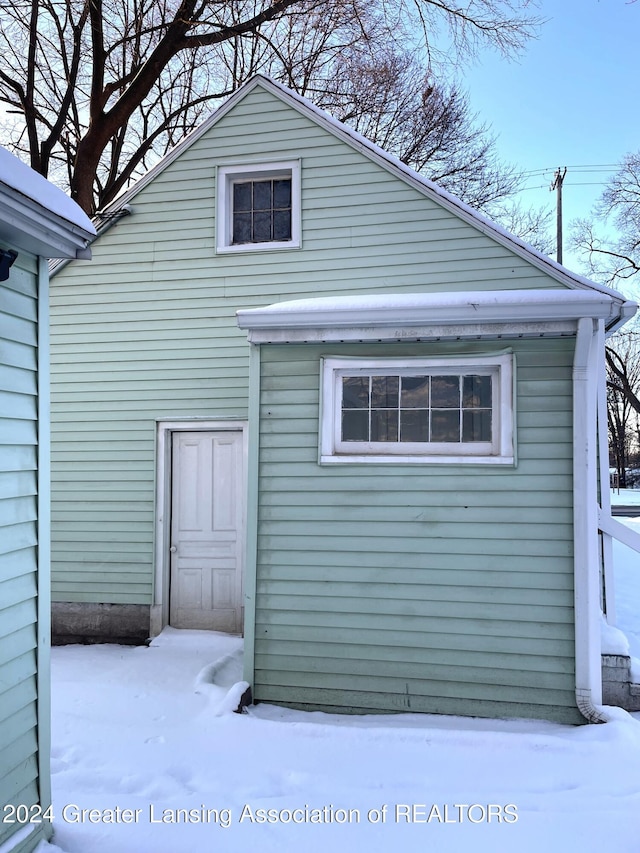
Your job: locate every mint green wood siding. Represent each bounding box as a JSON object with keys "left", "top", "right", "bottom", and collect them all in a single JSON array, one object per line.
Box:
[
  {"left": 0, "top": 255, "right": 49, "bottom": 851},
  {"left": 253, "top": 337, "right": 582, "bottom": 724},
  {"left": 50, "top": 83, "right": 568, "bottom": 607}
]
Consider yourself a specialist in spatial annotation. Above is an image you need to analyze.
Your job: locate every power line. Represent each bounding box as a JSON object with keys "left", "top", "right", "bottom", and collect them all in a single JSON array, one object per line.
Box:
[
  {"left": 520, "top": 165, "right": 618, "bottom": 178},
  {"left": 566, "top": 181, "right": 614, "bottom": 187},
  {"left": 518, "top": 181, "right": 610, "bottom": 192}
]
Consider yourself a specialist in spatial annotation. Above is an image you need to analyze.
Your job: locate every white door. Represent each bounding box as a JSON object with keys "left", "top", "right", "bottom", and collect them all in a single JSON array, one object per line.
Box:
[{"left": 169, "top": 430, "right": 244, "bottom": 632}]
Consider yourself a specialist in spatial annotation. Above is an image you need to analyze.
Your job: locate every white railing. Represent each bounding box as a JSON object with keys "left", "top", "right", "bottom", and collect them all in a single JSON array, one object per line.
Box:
[
  {"left": 599, "top": 509, "right": 640, "bottom": 553},
  {"left": 599, "top": 508, "right": 640, "bottom": 627}
]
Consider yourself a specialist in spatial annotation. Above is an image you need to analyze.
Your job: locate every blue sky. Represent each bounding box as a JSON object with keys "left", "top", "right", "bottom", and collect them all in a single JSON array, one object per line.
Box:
[{"left": 460, "top": 0, "right": 639, "bottom": 271}]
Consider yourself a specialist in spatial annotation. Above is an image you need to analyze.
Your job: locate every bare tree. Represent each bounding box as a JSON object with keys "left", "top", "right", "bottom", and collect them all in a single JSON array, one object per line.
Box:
[
  {"left": 489, "top": 200, "right": 553, "bottom": 254},
  {"left": 308, "top": 46, "right": 523, "bottom": 212},
  {"left": 0, "top": 0, "right": 541, "bottom": 214},
  {"left": 572, "top": 151, "right": 640, "bottom": 289},
  {"left": 608, "top": 357, "right": 632, "bottom": 489},
  {"left": 605, "top": 329, "right": 640, "bottom": 486},
  {"left": 607, "top": 335, "right": 640, "bottom": 410},
  {"left": 571, "top": 153, "right": 640, "bottom": 455}
]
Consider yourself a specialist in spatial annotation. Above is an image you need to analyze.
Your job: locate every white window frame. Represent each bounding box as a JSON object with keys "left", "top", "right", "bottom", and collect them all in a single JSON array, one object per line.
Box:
[
  {"left": 216, "top": 160, "right": 301, "bottom": 253},
  {"left": 320, "top": 354, "right": 514, "bottom": 465}
]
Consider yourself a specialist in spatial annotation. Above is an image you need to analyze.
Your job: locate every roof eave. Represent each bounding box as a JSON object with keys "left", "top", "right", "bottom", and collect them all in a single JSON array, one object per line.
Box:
[
  {"left": 0, "top": 185, "right": 95, "bottom": 259},
  {"left": 237, "top": 289, "right": 637, "bottom": 344}
]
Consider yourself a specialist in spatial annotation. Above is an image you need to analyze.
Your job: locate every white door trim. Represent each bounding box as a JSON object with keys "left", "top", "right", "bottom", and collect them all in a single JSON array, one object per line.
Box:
[{"left": 151, "top": 419, "right": 248, "bottom": 637}]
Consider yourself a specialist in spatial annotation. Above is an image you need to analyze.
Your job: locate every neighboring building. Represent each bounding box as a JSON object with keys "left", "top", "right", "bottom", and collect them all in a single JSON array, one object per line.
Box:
[
  {"left": 0, "top": 147, "right": 94, "bottom": 853},
  {"left": 49, "top": 76, "right": 635, "bottom": 722}
]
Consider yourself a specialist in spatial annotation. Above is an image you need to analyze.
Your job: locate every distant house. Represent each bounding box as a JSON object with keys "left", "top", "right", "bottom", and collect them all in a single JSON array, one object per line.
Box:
[
  {"left": 50, "top": 76, "right": 635, "bottom": 723},
  {"left": 0, "top": 147, "right": 93, "bottom": 853}
]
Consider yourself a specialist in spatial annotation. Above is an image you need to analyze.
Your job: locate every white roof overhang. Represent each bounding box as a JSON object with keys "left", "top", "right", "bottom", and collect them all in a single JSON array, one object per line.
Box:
[
  {"left": 237, "top": 289, "right": 637, "bottom": 344},
  {"left": 0, "top": 146, "right": 95, "bottom": 260},
  {"left": 0, "top": 183, "right": 95, "bottom": 260}
]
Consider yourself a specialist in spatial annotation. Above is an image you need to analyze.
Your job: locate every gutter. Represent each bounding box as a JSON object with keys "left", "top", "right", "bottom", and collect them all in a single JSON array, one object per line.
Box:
[
  {"left": 573, "top": 317, "right": 614, "bottom": 723},
  {"left": 603, "top": 299, "right": 637, "bottom": 335},
  {"left": 237, "top": 289, "right": 636, "bottom": 345}
]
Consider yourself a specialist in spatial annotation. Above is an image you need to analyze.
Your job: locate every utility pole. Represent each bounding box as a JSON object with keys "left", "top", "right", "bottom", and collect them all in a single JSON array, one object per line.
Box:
[{"left": 550, "top": 167, "right": 567, "bottom": 264}]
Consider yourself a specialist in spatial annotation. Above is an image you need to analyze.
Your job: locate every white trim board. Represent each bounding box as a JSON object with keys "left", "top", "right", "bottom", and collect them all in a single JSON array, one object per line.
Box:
[
  {"left": 215, "top": 159, "right": 301, "bottom": 253},
  {"left": 319, "top": 354, "right": 514, "bottom": 465}
]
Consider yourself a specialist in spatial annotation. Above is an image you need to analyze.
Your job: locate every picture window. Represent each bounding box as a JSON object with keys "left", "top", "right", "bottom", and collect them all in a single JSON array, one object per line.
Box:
[{"left": 321, "top": 355, "right": 514, "bottom": 465}]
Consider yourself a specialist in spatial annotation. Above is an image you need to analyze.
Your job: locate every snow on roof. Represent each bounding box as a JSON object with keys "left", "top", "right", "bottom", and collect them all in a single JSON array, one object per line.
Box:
[
  {"left": 0, "top": 145, "right": 95, "bottom": 234},
  {"left": 237, "top": 288, "right": 635, "bottom": 336},
  {"left": 240, "top": 289, "right": 615, "bottom": 316}
]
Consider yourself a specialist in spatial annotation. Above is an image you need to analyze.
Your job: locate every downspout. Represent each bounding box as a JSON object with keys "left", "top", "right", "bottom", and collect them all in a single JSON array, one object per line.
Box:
[
  {"left": 36, "top": 256, "right": 53, "bottom": 833},
  {"left": 573, "top": 317, "right": 613, "bottom": 723},
  {"left": 242, "top": 341, "right": 261, "bottom": 698},
  {"left": 596, "top": 319, "right": 616, "bottom": 624}
]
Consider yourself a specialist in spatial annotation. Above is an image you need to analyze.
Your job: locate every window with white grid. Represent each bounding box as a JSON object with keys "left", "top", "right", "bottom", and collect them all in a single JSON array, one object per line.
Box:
[{"left": 320, "top": 355, "right": 514, "bottom": 464}]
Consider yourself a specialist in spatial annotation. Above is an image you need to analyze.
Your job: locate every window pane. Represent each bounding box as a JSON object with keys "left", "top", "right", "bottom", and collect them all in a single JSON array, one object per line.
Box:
[
  {"left": 343, "top": 376, "right": 369, "bottom": 408},
  {"left": 400, "top": 410, "right": 429, "bottom": 442},
  {"left": 252, "top": 180, "right": 272, "bottom": 211},
  {"left": 431, "top": 376, "right": 460, "bottom": 408},
  {"left": 328, "top": 358, "right": 508, "bottom": 459},
  {"left": 232, "top": 212, "right": 252, "bottom": 244},
  {"left": 253, "top": 211, "right": 272, "bottom": 242},
  {"left": 371, "top": 410, "right": 398, "bottom": 441},
  {"left": 273, "top": 179, "right": 292, "bottom": 208},
  {"left": 371, "top": 376, "right": 399, "bottom": 408},
  {"left": 233, "top": 182, "right": 252, "bottom": 212},
  {"left": 273, "top": 210, "right": 292, "bottom": 241},
  {"left": 230, "top": 175, "right": 293, "bottom": 245},
  {"left": 463, "top": 375, "right": 492, "bottom": 408},
  {"left": 431, "top": 409, "right": 460, "bottom": 442},
  {"left": 463, "top": 410, "right": 492, "bottom": 442},
  {"left": 342, "top": 410, "right": 369, "bottom": 441},
  {"left": 401, "top": 376, "right": 429, "bottom": 408}
]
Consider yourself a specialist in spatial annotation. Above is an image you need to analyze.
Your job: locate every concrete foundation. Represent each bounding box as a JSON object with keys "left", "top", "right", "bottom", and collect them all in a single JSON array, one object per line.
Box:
[
  {"left": 601, "top": 654, "right": 640, "bottom": 711},
  {"left": 52, "top": 602, "right": 150, "bottom": 645}
]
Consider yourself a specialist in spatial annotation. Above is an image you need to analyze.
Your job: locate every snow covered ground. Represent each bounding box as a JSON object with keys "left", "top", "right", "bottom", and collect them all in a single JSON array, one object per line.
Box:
[
  {"left": 611, "top": 486, "right": 640, "bottom": 507},
  {"left": 39, "top": 501, "right": 640, "bottom": 853}
]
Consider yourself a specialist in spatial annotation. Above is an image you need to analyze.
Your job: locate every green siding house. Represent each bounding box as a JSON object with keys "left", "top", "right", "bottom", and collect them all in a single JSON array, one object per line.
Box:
[
  {"left": 0, "top": 147, "right": 94, "bottom": 853},
  {"left": 50, "top": 76, "right": 635, "bottom": 723}
]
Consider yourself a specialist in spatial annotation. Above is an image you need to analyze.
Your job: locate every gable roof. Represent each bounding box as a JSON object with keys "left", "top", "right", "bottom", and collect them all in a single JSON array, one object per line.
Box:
[{"left": 55, "top": 75, "right": 631, "bottom": 311}]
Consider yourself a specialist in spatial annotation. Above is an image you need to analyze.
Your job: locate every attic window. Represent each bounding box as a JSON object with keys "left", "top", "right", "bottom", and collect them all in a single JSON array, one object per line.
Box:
[
  {"left": 217, "top": 161, "right": 300, "bottom": 253},
  {"left": 320, "top": 355, "right": 514, "bottom": 465},
  {"left": 232, "top": 178, "right": 292, "bottom": 244}
]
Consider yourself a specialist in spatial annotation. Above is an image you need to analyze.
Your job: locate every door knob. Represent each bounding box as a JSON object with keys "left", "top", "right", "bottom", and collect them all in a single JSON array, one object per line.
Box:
[{"left": 170, "top": 545, "right": 177, "bottom": 553}]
